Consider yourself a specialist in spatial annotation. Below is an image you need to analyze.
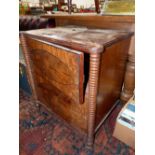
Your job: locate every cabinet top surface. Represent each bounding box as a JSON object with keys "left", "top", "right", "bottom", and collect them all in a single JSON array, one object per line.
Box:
[{"left": 22, "top": 26, "right": 133, "bottom": 53}]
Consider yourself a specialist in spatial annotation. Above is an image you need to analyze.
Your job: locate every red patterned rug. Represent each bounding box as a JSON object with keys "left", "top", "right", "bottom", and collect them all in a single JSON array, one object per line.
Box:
[{"left": 19, "top": 90, "right": 135, "bottom": 155}]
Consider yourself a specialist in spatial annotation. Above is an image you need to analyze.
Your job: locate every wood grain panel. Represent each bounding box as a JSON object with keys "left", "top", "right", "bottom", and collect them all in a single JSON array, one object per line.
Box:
[
  {"left": 95, "top": 37, "right": 131, "bottom": 127},
  {"left": 56, "top": 19, "right": 134, "bottom": 30},
  {"left": 26, "top": 37, "right": 84, "bottom": 105},
  {"left": 41, "top": 14, "right": 134, "bottom": 23},
  {"left": 22, "top": 36, "right": 88, "bottom": 132}
]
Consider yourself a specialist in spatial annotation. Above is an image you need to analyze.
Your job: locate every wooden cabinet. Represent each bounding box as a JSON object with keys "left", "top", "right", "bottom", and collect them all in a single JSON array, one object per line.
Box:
[{"left": 20, "top": 26, "right": 133, "bottom": 149}]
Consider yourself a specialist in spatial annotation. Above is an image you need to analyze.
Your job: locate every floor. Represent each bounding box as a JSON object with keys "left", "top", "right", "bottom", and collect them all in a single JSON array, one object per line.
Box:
[{"left": 19, "top": 90, "right": 135, "bottom": 155}]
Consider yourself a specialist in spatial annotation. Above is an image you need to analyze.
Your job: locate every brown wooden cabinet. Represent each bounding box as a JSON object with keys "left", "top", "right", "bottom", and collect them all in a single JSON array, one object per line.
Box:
[{"left": 20, "top": 26, "right": 133, "bottom": 149}]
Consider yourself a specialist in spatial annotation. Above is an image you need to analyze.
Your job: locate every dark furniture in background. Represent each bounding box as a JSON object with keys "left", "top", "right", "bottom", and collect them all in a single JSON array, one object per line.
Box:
[
  {"left": 20, "top": 26, "right": 133, "bottom": 149},
  {"left": 29, "top": 7, "right": 45, "bottom": 15},
  {"left": 94, "top": 0, "right": 100, "bottom": 13},
  {"left": 19, "top": 15, "right": 56, "bottom": 94},
  {"left": 19, "top": 15, "right": 55, "bottom": 31},
  {"left": 58, "top": 0, "right": 65, "bottom": 11}
]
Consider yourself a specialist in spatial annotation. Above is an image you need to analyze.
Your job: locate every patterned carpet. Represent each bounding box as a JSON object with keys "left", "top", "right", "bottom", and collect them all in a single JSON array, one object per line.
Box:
[{"left": 19, "top": 90, "right": 135, "bottom": 155}]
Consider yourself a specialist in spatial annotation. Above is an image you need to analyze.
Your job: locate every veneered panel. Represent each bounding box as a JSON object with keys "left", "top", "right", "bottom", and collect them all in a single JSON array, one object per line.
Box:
[
  {"left": 26, "top": 37, "right": 84, "bottom": 105},
  {"left": 95, "top": 38, "right": 131, "bottom": 127}
]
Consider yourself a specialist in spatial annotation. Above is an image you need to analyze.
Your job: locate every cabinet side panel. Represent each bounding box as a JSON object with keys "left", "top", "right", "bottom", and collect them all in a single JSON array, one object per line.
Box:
[{"left": 95, "top": 38, "right": 131, "bottom": 127}]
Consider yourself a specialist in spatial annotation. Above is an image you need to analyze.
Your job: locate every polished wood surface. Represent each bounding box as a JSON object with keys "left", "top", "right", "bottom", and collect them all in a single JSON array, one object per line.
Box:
[
  {"left": 22, "top": 27, "right": 133, "bottom": 54},
  {"left": 87, "top": 53, "right": 101, "bottom": 149},
  {"left": 26, "top": 37, "right": 84, "bottom": 105},
  {"left": 21, "top": 34, "right": 87, "bottom": 132},
  {"left": 40, "top": 15, "right": 135, "bottom": 103},
  {"left": 96, "top": 38, "right": 131, "bottom": 126},
  {"left": 121, "top": 53, "right": 135, "bottom": 103},
  {"left": 41, "top": 14, "right": 134, "bottom": 30},
  {"left": 41, "top": 14, "right": 134, "bottom": 22},
  {"left": 121, "top": 36, "right": 135, "bottom": 103},
  {"left": 20, "top": 26, "right": 133, "bottom": 149}
]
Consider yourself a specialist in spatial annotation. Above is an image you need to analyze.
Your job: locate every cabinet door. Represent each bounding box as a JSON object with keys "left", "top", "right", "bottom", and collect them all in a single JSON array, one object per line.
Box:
[{"left": 26, "top": 37, "right": 84, "bottom": 105}]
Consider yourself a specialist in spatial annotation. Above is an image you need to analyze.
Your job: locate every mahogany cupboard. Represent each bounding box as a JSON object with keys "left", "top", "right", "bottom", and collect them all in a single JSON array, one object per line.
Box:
[
  {"left": 41, "top": 14, "right": 135, "bottom": 104},
  {"left": 20, "top": 26, "right": 133, "bottom": 149}
]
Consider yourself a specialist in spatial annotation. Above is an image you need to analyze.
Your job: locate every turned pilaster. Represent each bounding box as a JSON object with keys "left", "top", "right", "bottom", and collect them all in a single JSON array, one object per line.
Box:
[
  {"left": 87, "top": 53, "right": 101, "bottom": 149},
  {"left": 20, "top": 34, "right": 38, "bottom": 101},
  {"left": 121, "top": 53, "right": 135, "bottom": 103},
  {"left": 121, "top": 35, "right": 135, "bottom": 103}
]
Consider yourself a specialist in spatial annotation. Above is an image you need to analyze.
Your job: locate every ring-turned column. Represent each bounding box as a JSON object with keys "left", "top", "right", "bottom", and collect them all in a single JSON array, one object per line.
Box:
[
  {"left": 87, "top": 53, "right": 101, "bottom": 149},
  {"left": 121, "top": 36, "right": 135, "bottom": 103},
  {"left": 20, "top": 34, "right": 38, "bottom": 101},
  {"left": 121, "top": 53, "right": 135, "bottom": 103}
]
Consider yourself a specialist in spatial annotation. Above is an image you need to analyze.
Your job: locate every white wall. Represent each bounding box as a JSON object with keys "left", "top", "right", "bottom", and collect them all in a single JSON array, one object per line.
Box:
[{"left": 21, "top": 0, "right": 39, "bottom": 3}]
